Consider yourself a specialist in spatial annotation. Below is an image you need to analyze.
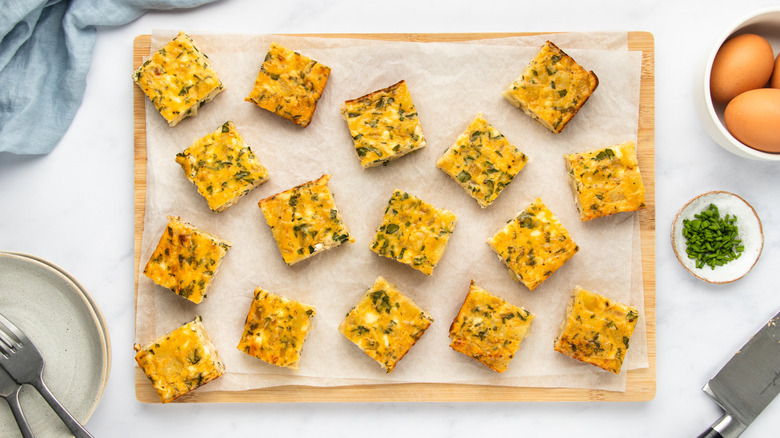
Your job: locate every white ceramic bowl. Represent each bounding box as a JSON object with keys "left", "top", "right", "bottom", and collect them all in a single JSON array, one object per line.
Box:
[
  {"left": 695, "top": 7, "right": 780, "bottom": 160},
  {"left": 671, "top": 191, "right": 763, "bottom": 283}
]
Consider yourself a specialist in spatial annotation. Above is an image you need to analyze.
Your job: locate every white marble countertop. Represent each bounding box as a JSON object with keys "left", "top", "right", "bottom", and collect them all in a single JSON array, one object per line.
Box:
[{"left": 2, "top": 0, "right": 780, "bottom": 436}]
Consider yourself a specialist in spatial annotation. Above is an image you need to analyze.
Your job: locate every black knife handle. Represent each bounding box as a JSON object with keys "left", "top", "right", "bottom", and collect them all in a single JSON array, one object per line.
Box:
[
  {"left": 697, "top": 428, "right": 724, "bottom": 438},
  {"left": 698, "top": 413, "right": 746, "bottom": 438}
]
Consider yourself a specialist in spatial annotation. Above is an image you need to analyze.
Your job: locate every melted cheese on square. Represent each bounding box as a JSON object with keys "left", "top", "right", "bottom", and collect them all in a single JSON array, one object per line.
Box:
[
  {"left": 553, "top": 286, "right": 639, "bottom": 374},
  {"left": 437, "top": 113, "right": 528, "bottom": 208},
  {"left": 342, "top": 80, "right": 426, "bottom": 168},
  {"left": 133, "top": 32, "right": 224, "bottom": 127},
  {"left": 134, "top": 316, "right": 225, "bottom": 403},
  {"left": 564, "top": 141, "right": 646, "bottom": 221},
  {"left": 487, "top": 198, "right": 578, "bottom": 290},
  {"left": 258, "top": 174, "right": 353, "bottom": 265},
  {"left": 449, "top": 281, "right": 534, "bottom": 373},
  {"left": 245, "top": 43, "right": 331, "bottom": 127},
  {"left": 176, "top": 121, "right": 269, "bottom": 212},
  {"left": 339, "top": 277, "right": 433, "bottom": 373},
  {"left": 237, "top": 288, "right": 315, "bottom": 370},
  {"left": 143, "top": 216, "right": 231, "bottom": 304},
  {"left": 503, "top": 41, "right": 598, "bottom": 134},
  {"left": 371, "top": 190, "right": 457, "bottom": 275}
]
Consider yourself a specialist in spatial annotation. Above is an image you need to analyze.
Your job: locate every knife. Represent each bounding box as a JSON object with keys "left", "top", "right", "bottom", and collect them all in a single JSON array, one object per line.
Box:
[{"left": 698, "top": 310, "right": 780, "bottom": 438}]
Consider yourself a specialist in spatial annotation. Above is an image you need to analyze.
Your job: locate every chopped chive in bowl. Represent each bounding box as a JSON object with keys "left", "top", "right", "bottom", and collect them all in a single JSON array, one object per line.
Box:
[{"left": 672, "top": 191, "right": 763, "bottom": 284}]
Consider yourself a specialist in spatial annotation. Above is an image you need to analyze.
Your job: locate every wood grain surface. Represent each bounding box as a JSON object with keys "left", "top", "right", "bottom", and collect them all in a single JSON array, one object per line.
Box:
[{"left": 134, "top": 32, "right": 656, "bottom": 402}]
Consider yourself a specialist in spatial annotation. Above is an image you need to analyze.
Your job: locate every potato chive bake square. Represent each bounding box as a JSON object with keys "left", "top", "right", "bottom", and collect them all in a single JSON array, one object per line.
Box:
[
  {"left": 143, "top": 216, "right": 231, "bottom": 304},
  {"left": 487, "top": 198, "right": 578, "bottom": 290},
  {"left": 133, "top": 31, "right": 224, "bottom": 127},
  {"left": 339, "top": 276, "right": 434, "bottom": 373},
  {"left": 134, "top": 316, "right": 225, "bottom": 403},
  {"left": 564, "top": 141, "right": 646, "bottom": 221},
  {"left": 503, "top": 41, "right": 598, "bottom": 134},
  {"left": 449, "top": 281, "right": 534, "bottom": 373},
  {"left": 371, "top": 190, "right": 457, "bottom": 275},
  {"left": 436, "top": 113, "right": 528, "bottom": 208},
  {"left": 237, "top": 288, "right": 315, "bottom": 370},
  {"left": 175, "top": 121, "right": 269, "bottom": 212},
  {"left": 342, "top": 80, "right": 427, "bottom": 168},
  {"left": 245, "top": 43, "right": 331, "bottom": 127},
  {"left": 258, "top": 174, "right": 353, "bottom": 265},
  {"left": 553, "top": 286, "right": 639, "bottom": 374}
]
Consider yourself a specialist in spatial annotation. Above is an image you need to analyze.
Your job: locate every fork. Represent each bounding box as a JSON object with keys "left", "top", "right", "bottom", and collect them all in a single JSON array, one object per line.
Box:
[
  {"left": 0, "top": 368, "right": 33, "bottom": 438},
  {"left": 0, "top": 313, "right": 93, "bottom": 438}
]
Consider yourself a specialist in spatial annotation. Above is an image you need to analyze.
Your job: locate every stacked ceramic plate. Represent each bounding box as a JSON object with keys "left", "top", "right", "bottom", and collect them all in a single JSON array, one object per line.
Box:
[{"left": 0, "top": 252, "right": 110, "bottom": 437}]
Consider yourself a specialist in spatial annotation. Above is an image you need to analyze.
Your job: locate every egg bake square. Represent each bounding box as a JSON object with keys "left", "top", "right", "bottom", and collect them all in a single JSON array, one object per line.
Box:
[
  {"left": 449, "top": 281, "right": 535, "bottom": 373},
  {"left": 237, "top": 288, "right": 315, "bottom": 370},
  {"left": 342, "top": 80, "right": 427, "bottom": 168},
  {"left": 258, "top": 174, "right": 353, "bottom": 265},
  {"left": 176, "top": 121, "right": 269, "bottom": 212},
  {"left": 436, "top": 113, "right": 528, "bottom": 208},
  {"left": 487, "top": 198, "right": 578, "bottom": 291},
  {"left": 553, "top": 286, "right": 639, "bottom": 374},
  {"left": 339, "top": 276, "right": 434, "bottom": 373},
  {"left": 371, "top": 189, "right": 457, "bottom": 275},
  {"left": 143, "top": 216, "right": 231, "bottom": 304},
  {"left": 133, "top": 31, "right": 224, "bottom": 127},
  {"left": 502, "top": 41, "right": 598, "bottom": 134},
  {"left": 564, "top": 140, "right": 646, "bottom": 221},
  {"left": 134, "top": 316, "right": 225, "bottom": 403},
  {"left": 245, "top": 43, "right": 331, "bottom": 127}
]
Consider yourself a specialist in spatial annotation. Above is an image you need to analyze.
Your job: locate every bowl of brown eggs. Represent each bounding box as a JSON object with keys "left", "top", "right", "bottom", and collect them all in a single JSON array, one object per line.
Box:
[{"left": 696, "top": 7, "right": 780, "bottom": 160}]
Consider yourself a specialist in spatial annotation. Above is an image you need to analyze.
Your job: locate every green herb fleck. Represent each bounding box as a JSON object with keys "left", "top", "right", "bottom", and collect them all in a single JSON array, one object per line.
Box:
[{"left": 595, "top": 148, "right": 616, "bottom": 161}]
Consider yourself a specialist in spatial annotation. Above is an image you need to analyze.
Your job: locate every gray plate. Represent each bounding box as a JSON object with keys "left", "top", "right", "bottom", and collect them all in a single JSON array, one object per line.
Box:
[{"left": 0, "top": 252, "right": 110, "bottom": 437}]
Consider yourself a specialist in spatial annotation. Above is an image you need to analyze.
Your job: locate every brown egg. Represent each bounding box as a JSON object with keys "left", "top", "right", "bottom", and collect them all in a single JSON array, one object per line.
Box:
[
  {"left": 710, "top": 34, "right": 774, "bottom": 103},
  {"left": 724, "top": 88, "right": 780, "bottom": 153},
  {"left": 771, "top": 53, "right": 780, "bottom": 89}
]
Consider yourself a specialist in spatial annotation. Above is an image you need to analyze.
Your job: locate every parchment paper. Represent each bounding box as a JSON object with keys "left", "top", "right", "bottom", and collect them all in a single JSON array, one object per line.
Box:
[{"left": 136, "top": 31, "right": 648, "bottom": 392}]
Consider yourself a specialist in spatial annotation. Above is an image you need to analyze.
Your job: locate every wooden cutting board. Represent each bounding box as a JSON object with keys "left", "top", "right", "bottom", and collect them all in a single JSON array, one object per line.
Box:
[{"left": 134, "top": 32, "right": 656, "bottom": 402}]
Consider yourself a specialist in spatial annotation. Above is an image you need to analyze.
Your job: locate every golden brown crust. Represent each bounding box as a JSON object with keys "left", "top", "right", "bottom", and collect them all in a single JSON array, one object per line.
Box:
[{"left": 343, "top": 80, "right": 405, "bottom": 105}]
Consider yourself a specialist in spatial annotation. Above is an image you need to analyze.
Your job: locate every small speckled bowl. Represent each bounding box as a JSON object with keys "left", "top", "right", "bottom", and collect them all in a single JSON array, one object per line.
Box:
[
  {"left": 695, "top": 7, "right": 780, "bottom": 160},
  {"left": 671, "top": 191, "right": 763, "bottom": 283}
]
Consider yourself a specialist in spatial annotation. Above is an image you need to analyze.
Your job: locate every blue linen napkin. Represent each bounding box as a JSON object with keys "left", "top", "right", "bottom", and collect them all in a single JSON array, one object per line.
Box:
[{"left": 0, "top": 0, "right": 218, "bottom": 155}]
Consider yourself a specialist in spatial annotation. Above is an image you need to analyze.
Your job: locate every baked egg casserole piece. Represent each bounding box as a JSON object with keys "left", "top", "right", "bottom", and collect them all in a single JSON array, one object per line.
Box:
[
  {"left": 436, "top": 113, "right": 528, "bottom": 208},
  {"left": 237, "top": 288, "right": 315, "bottom": 370},
  {"left": 134, "top": 316, "right": 225, "bottom": 403},
  {"left": 564, "top": 141, "right": 646, "bottom": 221},
  {"left": 258, "top": 174, "right": 353, "bottom": 265},
  {"left": 342, "top": 80, "right": 426, "bottom": 168},
  {"left": 503, "top": 41, "right": 598, "bottom": 134},
  {"left": 339, "top": 276, "right": 434, "bottom": 373},
  {"left": 143, "top": 216, "right": 231, "bottom": 304},
  {"left": 245, "top": 43, "right": 331, "bottom": 127},
  {"left": 553, "top": 286, "right": 639, "bottom": 374},
  {"left": 371, "top": 190, "right": 457, "bottom": 275},
  {"left": 133, "top": 31, "right": 224, "bottom": 127},
  {"left": 487, "top": 198, "right": 578, "bottom": 290},
  {"left": 449, "top": 281, "right": 534, "bottom": 373},
  {"left": 176, "top": 121, "right": 269, "bottom": 212}
]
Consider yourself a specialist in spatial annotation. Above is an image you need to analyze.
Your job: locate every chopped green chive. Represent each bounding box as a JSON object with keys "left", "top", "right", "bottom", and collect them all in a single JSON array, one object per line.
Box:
[{"left": 682, "top": 204, "right": 744, "bottom": 270}]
